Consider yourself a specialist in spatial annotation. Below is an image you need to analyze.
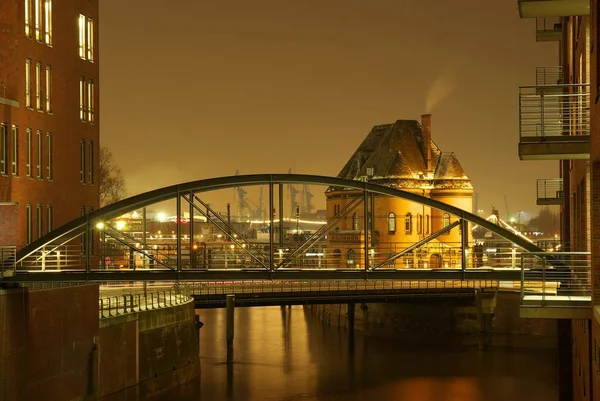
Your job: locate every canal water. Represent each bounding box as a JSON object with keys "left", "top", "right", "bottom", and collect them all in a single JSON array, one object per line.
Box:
[{"left": 157, "top": 305, "right": 558, "bottom": 401}]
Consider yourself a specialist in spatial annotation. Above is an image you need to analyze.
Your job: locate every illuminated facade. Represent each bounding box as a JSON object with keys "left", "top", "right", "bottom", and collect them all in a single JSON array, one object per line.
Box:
[
  {"left": 0, "top": 0, "right": 99, "bottom": 249},
  {"left": 325, "top": 114, "right": 473, "bottom": 269}
]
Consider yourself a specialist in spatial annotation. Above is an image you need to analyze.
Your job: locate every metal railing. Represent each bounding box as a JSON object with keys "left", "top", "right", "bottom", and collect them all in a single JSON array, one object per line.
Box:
[
  {"left": 535, "top": 18, "right": 562, "bottom": 40},
  {"left": 536, "top": 66, "right": 563, "bottom": 86},
  {"left": 98, "top": 286, "right": 192, "bottom": 318},
  {"left": 536, "top": 178, "right": 563, "bottom": 202},
  {"left": 520, "top": 252, "right": 591, "bottom": 308},
  {"left": 0, "top": 246, "right": 16, "bottom": 277},
  {"left": 519, "top": 83, "right": 590, "bottom": 138}
]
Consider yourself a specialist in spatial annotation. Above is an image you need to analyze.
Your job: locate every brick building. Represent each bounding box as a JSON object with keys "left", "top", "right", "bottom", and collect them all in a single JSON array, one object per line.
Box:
[
  {"left": 517, "top": 1, "right": 599, "bottom": 400},
  {"left": 0, "top": 0, "right": 99, "bottom": 249}
]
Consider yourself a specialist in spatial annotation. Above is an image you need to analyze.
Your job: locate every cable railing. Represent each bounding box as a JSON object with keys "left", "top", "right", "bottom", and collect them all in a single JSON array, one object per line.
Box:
[
  {"left": 536, "top": 178, "right": 563, "bottom": 204},
  {"left": 536, "top": 66, "right": 563, "bottom": 86},
  {"left": 98, "top": 286, "right": 193, "bottom": 318}
]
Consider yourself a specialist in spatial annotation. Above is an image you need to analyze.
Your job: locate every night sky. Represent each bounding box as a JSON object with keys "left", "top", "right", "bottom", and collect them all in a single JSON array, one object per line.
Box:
[{"left": 99, "top": 0, "right": 557, "bottom": 219}]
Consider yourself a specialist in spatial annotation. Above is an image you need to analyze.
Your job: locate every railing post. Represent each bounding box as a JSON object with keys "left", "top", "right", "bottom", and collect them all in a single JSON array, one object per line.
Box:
[
  {"left": 542, "top": 256, "right": 547, "bottom": 306},
  {"left": 176, "top": 190, "right": 182, "bottom": 274},
  {"left": 269, "top": 180, "right": 274, "bottom": 272},
  {"left": 520, "top": 254, "right": 525, "bottom": 304},
  {"left": 363, "top": 187, "right": 369, "bottom": 274},
  {"left": 188, "top": 193, "right": 194, "bottom": 268},
  {"left": 460, "top": 218, "right": 468, "bottom": 277},
  {"left": 278, "top": 183, "right": 284, "bottom": 248}
]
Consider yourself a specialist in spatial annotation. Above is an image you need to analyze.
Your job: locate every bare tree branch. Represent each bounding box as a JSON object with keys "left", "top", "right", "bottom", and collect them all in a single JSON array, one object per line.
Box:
[{"left": 99, "top": 146, "right": 126, "bottom": 208}]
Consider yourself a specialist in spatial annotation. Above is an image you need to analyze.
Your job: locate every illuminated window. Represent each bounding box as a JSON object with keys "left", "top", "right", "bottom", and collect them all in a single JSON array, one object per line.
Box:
[
  {"left": 26, "top": 128, "right": 32, "bottom": 177},
  {"left": 79, "top": 77, "right": 86, "bottom": 121},
  {"left": 37, "top": 204, "right": 43, "bottom": 239},
  {"left": 88, "top": 140, "right": 94, "bottom": 184},
  {"left": 80, "top": 139, "right": 86, "bottom": 183},
  {"left": 417, "top": 214, "right": 423, "bottom": 234},
  {"left": 46, "top": 132, "right": 52, "bottom": 179},
  {"left": 78, "top": 14, "right": 85, "bottom": 59},
  {"left": 34, "top": 0, "right": 41, "bottom": 41},
  {"left": 35, "top": 62, "right": 41, "bottom": 110},
  {"left": 425, "top": 215, "right": 430, "bottom": 235},
  {"left": 25, "top": 0, "right": 31, "bottom": 38},
  {"left": 11, "top": 125, "right": 18, "bottom": 176},
  {"left": 87, "top": 18, "right": 94, "bottom": 61},
  {"left": 405, "top": 213, "right": 412, "bottom": 233},
  {"left": 46, "top": 204, "right": 53, "bottom": 233},
  {"left": 388, "top": 212, "right": 396, "bottom": 233},
  {"left": 25, "top": 59, "right": 31, "bottom": 108},
  {"left": 87, "top": 79, "right": 94, "bottom": 122},
  {"left": 352, "top": 212, "right": 359, "bottom": 230},
  {"left": 443, "top": 213, "right": 450, "bottom": 227},
  {"left": 36, "top": 130, "right": 42, "bottom": 178},
  {"left": 26, "top": 204, "right": 32, "bottom": 244},
  {"left": 44, "top": 0, "right": 52, "bottom": 45},
  {"left": 0, "top": 125, "right": 6, "bottom": 175},
  {"left": 45, "top": 65, "right": 51, "bottom": 112}
]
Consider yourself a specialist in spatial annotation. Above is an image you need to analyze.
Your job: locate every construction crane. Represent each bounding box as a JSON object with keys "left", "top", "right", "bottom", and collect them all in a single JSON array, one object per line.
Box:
[
  {"left": 234, "top": 170, "right": 266, "bottom": 221},
  {"left": 301, "top": 184, "right": 314, "bottom": 215},
  {"left": 288, "top": 168, "right": 300, "bottom": 217}
]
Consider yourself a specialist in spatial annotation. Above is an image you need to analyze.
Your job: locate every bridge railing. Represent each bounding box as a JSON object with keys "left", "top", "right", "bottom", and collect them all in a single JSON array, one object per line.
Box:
[
  {"left": 98, "top": 286, "right": 192, "bottom": 318},
  {"left": 520, "top": 251, "right": 591, "bottom": 308}
]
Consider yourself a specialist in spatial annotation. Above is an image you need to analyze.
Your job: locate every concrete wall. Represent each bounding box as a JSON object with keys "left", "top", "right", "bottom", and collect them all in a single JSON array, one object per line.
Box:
[{"left": 307, "top": 291, "right": 557, "bottom": 348}]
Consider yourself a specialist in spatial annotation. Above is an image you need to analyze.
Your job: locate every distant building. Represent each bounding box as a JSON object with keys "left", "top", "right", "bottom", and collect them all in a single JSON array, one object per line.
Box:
[
  {"left": 0, "top": 0, "right": 99, "bottom": 249},
  {"left": 325, "top": 114, "right": 473, "bottom": 269}
]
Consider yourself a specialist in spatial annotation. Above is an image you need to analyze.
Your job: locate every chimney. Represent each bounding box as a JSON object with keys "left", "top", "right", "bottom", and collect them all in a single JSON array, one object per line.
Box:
[{"left": 421, "top": 114, "right": 432, "bottom": 173}]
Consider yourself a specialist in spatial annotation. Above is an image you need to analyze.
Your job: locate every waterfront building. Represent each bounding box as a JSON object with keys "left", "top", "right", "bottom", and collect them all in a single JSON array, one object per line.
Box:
[{"left": 0, "top": 0, "right": 99, "bottom": 249}]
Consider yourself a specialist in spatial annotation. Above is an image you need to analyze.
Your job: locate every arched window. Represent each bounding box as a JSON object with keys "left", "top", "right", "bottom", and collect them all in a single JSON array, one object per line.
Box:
[
  {"left": 405, "top": 213, "right": 412, "bottom": 233},
  {"left": 425, "top": 215, "right": 430, "bottom": 234},
  {"left": 443, "top": 213, "right": 451, "bottom": 228},
  {"left": 347, "top": 249, "right": 355, "bottom": 265},
  {"left": 417, "top": 214, "right": 423, "bottom": 234},
  {"left": 388, "top": 212, "right": 396, "bottom": 233},
  {"left": 352, "top": 212, "right": 359, "bottom": 231}
]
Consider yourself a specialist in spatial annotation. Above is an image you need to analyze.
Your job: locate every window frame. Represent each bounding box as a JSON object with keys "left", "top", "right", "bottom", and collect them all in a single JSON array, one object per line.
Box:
[
  {"left": 405, "top": 213, "right": 412, "bottom": 234},
  {"left": 388, "top": 212, "right": 396, "bottom": 234}
]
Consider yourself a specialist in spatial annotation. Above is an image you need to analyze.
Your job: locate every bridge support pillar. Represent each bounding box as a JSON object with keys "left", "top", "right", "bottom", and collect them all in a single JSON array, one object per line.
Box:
[
  {"left": 226, "top": 294, "right": 235, "bottom": 363},
  {"left": 348, "top": 302, "right": 355, "bottom": 342},
  {"left": 557, "top": 320, "right": 573, "bottom": 401},
  {"left": 475, "top": 288, "right": 484, "bottom": 349}
]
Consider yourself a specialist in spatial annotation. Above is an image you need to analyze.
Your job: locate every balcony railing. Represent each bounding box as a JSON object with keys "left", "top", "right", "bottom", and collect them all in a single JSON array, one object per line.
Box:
[
  {"left": 536, "top": 178, "right": 564, "bottom": 205},
  {"left": 536, "top": 18, "right": 562, "bottom": 42},
  {"left": 536, "top": 66, "right": 563, "bottom": 86},
  {"left": 518, "top": 83, "right": 590, "bottom": 160},
  {"left": 518, "top": 0, "right": 590, "bottom": 18}
]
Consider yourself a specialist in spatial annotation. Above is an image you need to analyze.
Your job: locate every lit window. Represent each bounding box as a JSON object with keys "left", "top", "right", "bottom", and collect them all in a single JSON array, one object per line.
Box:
[
  {"left": 405, "top": 213, "right": 412, "bottom": 233},
  {"left": 80, "top": 139, "right": 86, "bottom": 183},
  {"left": 26, "top": 128, "right": 32, "bottom": 177},
  {"left": 46, "top": 132, "right": 52, "bottom": 179},
  {"left": 87, "top": 79, "right": 94, "bottom": 123},
  {"left": 352, "top": 212, "right": 359, "bottom": 230},
  {"left": 46, "top": 204, "right": 52, "bottom": 233},
  {"left": 34, "top": 0, "right": 41, "bottom": 42},
  {"left": 425, "top": 215, "right": 430, "bottom": 235},
  {"left": 35, "top": 62, "right": 41, "bottom": 111},
  {"left": 26, "top": 203, "right": 32, "bottom": 244},
  {"left": 45, "top": 65, "right": 51, "bottom": 113},
  {"left": 388, "top": 212, "right": 396, "bottom": 233},
  {"left": 78, "top": 14, "right": 86, "bottom": 59},
  {"left": 87, "top": 18, "right": 94, "bottom": 62},
  {"left": 443, "top": 213, "right": 451, "bottom": 228},
  {"left": 44, "top": 0, "right": 52, "bottom": 45},
  {"left": 36, "top": 130, "right": 42, "bottom": 178},
  {"left": 11, "top": 126, "right": 18, "bottom": 176},
  {"left": 79, "top": 77, "right": 86, "bottom": 121},
  {"left": 88, "top": 141, "right": 94, "bottom": 184},
  {"left": 37, "top": 204, "right": 43, "bottom": 239},
  {"left": 417, "top": 214, "right": 423, "bottom": 234},
  {"left": 0, "top": 125, "right": 6, "bottom": 175},
  {"left": 25, "top": 59, "right": 31, "bottom": 108},
  {"left": 25, "top": 0, "right": 31, "bottom": 38}
]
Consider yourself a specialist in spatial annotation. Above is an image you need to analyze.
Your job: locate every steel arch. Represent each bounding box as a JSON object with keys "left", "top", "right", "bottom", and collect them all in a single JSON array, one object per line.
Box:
[{"left": 16, "top": 173, "right": 544, "bottom": 263}]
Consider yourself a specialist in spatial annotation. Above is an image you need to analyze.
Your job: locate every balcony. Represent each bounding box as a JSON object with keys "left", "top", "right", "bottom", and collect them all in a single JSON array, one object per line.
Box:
[
  {"left": 536, "top": 179, "right": 564, "bottom": 205},
  {"left": 536, "top": 17, "right": 562, "bottom": 41},
  {"left": 519, "top": 83, "right": 590, "bottom": 160},
  {"left": 518, "top": 0, "right": 590, "bottom": 18}
]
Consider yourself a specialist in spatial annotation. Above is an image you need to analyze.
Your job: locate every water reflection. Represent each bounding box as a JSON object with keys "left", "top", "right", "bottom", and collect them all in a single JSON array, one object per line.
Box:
[{"left": 197, "top": 305, "right": 558, "bottom": 401}]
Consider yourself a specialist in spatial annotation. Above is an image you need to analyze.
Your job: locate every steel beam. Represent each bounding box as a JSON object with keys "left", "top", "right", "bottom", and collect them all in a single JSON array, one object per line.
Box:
[
  {"left": 278, "top": 183, "right": 284, "bottom": 248},
  {"left": 363, "top": 188, "right": 369, "bottom": 272},
  {"left": 176, "top": 190, "right": 182, "bottom": 272},
  {"left": 269, "top": 181, "right": 274, "bottom": 271}
]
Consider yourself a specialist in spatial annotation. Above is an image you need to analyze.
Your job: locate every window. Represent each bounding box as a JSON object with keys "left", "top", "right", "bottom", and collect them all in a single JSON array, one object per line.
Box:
[
  {"left": 333, "top": 204, "right": 340, "bottom": 216},
  {"left": 46, "top": 132, "right": 52, "bottom": 179},
  {"left": 25, "top": 59, "right": 31, "bottom": 108},
  {"left": 78, "top": 15, "right": 86, "bottom": 59},
  {"left": 352, "top": 212, "right": 359, "bottom": 230},
  {"left": 46, "top": 204, "right": 52, "bottom": 233},
  {"left": 79, "top": 77, "right": 85, "bottom": 121},
  {"left": 388, "top": 212, "right": 396, "bottom": 233},
  {"left": 11, "top": 126, "right": 18, "bottom": 176},
  {"left": 25, "top": 0, "right": 31, "bottom": 38},
  {"left": 87, "top": 18, "right": 94, "bottom": 62},
  {"left": 425, "top": 215, "right": 430, "bottom": 235},
  {"left": 36, "top": 130, "right": 42, "bottom": 178},
  {"left": 45, "top": 65, "right": 51, "bottom": 112},
  {"left": 26, "top": 204, "right": 32, "bottom": 244},
  {"left": 44, "top": 0, "right": 52, "bottom": 45},
  {"left": 87, "top": 79, "right": 94, "bottom": 123},
  {"left": 88, "top": 141, "right": 94, "bottom": 184},
  {"left": 80, "top": 139, "right": 86, "bottom": 183},
  {"left": 417, "top": 214, "right": 423, "bottom": 234},
  {"left": 37, "top": 203, "right": 42, "bottom": 239},
  {"left": 405, "top": 213, "right": 412, "bottom": 233},
  {"left": 443, "top": 213, "right": 451, "bottom": 228},
  {"left": 26, "top": 128, "right": 31, "bottom": 177},
  {"left": 35, "top": 62, "right": 41, "bottom": 111},
  {"left": 347, "top": 249, "right": 355, "bottom": 266},
  {"left": 0, "top": 125, "right": 6, "bottom": 175},
  {"left": 34, "top": 0, "right": 41, "bottom": 41}
]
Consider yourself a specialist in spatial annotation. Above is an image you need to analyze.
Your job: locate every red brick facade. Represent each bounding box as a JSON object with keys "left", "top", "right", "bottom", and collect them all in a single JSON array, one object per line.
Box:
[{"left": 0, "top": 0, "right": 99, "bottom": 250}]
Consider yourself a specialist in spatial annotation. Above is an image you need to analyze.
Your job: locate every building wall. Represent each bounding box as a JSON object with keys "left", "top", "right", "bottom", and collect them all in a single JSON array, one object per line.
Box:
[{"left": 0, "top": 0, "right": 99, "bottom": 250}]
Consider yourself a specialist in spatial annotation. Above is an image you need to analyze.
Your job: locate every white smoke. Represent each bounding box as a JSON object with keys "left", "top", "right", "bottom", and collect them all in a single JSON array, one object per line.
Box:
[{"left": 424, "top": 62, "right": 462, "bottom": 113}]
